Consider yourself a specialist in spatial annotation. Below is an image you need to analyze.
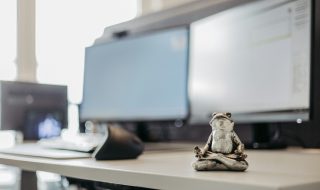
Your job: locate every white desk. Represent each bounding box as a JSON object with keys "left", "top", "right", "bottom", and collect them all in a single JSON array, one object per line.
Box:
[{"left": 0, "top": 147, "right": 319, "bottom": 190}]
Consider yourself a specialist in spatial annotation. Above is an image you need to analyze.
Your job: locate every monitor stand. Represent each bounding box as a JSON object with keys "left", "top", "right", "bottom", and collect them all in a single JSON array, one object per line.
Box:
[
  {"left": 135, "top": 122, "right": 163, "bottom": 142},
  {"left": 245, "top": 124, "right": 287, "bottom": 149},
  {"left": 135, "top": 122, "right": 150, "bottom": 142},
  {"left": 135, "top": 122, "right": 173, "bottom": 142}
]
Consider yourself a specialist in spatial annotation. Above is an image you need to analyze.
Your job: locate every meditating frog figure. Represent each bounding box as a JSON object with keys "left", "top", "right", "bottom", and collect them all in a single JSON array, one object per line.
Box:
[{"left": 192, "top": 112, "right": 248, "bottom": 171}]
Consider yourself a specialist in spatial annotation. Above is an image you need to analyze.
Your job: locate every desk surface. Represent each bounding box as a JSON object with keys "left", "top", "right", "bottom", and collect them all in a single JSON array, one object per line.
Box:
[{"left": 0, "top": 147, "right": 319, "bottom": 190}]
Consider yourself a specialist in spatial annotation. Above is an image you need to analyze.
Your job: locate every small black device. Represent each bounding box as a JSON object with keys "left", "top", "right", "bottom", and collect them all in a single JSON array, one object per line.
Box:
[{"left": 93, "top": 126, "right": 144, "bottom": 160}]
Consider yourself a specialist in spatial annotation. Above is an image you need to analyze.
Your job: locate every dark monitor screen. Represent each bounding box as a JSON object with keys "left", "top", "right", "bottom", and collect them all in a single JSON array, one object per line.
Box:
[
  {"left": 189, "top": 0, "right": 311, "bottom": 124},
  {"left": 80, "top": 27, "right": 189, "bottom": 122},
  {"left": 0, "top": 81, "right": 68, "bottom": 140}
]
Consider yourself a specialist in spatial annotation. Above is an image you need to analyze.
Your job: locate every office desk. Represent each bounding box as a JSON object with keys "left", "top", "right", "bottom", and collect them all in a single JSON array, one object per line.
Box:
[{"left": 0, "top": 148, "right": 319, "bottom": 190}]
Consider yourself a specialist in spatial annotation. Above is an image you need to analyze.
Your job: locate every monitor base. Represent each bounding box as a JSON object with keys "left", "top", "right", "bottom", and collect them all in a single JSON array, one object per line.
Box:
[
  {"left": 245, "top": 124, "right": 287, "bottom": 149},
  {"left": 245, "top": 141, "right": 287, "bottom": 149}
]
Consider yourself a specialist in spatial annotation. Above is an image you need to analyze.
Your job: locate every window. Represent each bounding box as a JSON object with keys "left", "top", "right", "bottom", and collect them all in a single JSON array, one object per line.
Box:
[
  {"left": 36, "top": 0, "right": 138, "bottom": 104},
  {"left": 0, "top": 0, "right": 17, "bottom": 80}
]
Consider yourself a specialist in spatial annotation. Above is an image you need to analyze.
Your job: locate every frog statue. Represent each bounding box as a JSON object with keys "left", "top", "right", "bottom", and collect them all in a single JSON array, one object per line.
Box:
[{"left": 192, "top": 112, "right": 249, "bottom": 171}]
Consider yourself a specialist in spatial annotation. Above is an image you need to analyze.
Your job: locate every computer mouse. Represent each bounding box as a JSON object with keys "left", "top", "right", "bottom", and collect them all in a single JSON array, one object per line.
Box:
[{"left": 92, "top": 126, "right": 144, "bottom": 160}]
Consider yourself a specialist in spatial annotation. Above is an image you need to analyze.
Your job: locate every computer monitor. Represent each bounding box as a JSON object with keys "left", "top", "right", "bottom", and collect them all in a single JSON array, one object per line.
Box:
[
  {"left": 189, "top": 0, "right": 311, "bottom": 124},
  {"left": 188, "top": 0, "right": 312, "bottom": 148},
  {"left": 80, "top": 27, "right": 189, "bottom": 124},
  {"left": 0, "top": 81, "right": 68, "bottom": 140}
]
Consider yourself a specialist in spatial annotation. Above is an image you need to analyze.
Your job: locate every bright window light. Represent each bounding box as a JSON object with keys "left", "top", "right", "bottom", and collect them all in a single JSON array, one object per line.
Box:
[
  {"left": 0, "top": 0, "right": 17, "bottom": 81},
  {"left": 36, "top": 0, "right": 138, "bottom": 104}
]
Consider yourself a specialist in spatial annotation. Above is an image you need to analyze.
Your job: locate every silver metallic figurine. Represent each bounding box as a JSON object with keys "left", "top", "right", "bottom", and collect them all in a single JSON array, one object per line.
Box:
[{"left": 192, "top": 112, "right": 249, "bottom": 171}]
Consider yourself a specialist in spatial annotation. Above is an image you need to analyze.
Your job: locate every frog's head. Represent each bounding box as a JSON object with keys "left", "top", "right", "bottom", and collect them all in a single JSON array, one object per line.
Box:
[{"left": 209, "top": 112, "right": 234, "bottom": 132}]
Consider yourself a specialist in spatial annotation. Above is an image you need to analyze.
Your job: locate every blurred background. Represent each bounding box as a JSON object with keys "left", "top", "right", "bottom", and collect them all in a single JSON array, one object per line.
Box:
[{"left": 0, "top": 0, "right": 319, "bottom": 189}]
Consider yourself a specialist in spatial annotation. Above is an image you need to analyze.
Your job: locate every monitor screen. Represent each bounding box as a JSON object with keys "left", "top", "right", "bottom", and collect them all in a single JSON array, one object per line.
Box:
[
  {"left": 81, "top": 27, "right": 189, "bottom": 122},
  {"left": 189, "top": 0, "right": 311, "bottom": 123},
  {"left": 0, "top": 81, "right": 68, "bottom": 140}
]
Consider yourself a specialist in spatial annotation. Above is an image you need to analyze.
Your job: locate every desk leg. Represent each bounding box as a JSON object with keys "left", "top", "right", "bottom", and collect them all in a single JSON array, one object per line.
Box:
[{"left": 21, "top": 171, "right": 37, "bottom": 190}]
